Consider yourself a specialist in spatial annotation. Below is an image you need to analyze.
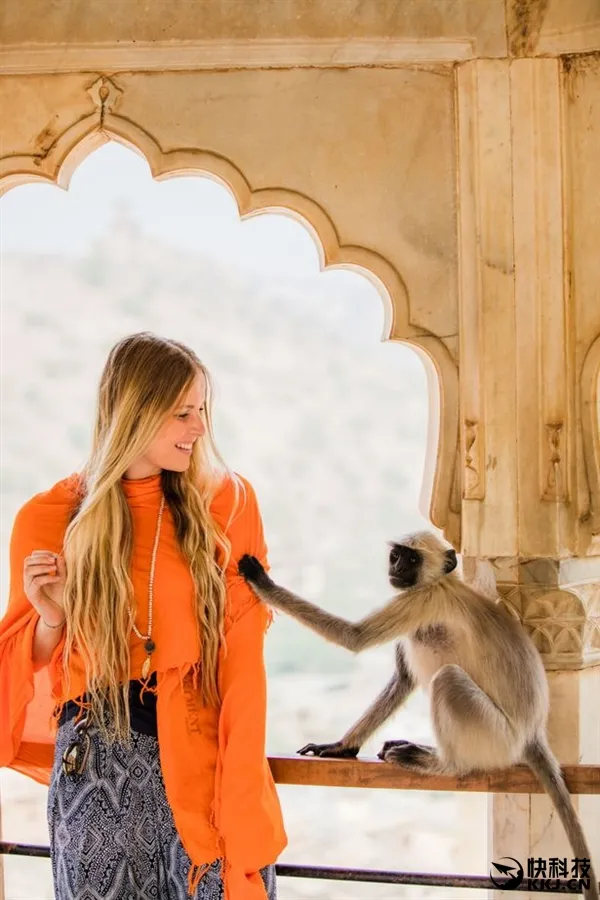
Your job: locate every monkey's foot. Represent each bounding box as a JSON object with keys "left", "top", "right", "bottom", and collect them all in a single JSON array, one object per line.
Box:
[
  {"left": 238, "top": 554, "right": 271, "bottom": 587},
  {"left": 380, "top": 741, "right": 441, "bottom": 773},
  {"left": 377, "top": 740, "right": 435, "bottom": 760},
  {"left": 297, "top": 741, "right": 359, "bottom": 759}
]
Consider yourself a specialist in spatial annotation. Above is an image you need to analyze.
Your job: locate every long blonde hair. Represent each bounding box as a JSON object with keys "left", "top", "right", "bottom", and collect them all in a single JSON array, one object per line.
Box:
[{"left": 62, "top": 332, "right": 234, "bottom": 741}]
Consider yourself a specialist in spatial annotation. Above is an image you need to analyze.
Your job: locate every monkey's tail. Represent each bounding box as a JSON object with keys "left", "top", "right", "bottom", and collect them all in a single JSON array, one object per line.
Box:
[{"left": 523, "top": 738, "right": 599, "bottom": 900}]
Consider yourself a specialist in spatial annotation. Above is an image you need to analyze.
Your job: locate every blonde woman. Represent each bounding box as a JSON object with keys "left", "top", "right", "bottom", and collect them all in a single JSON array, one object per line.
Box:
[{"left": 0, "top": 332, "right": 287, "bottom": 900}]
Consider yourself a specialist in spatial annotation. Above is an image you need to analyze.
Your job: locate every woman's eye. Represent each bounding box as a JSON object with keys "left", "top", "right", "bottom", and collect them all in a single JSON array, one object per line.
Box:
[{"left": 176, "top": 408, "right": 204, "bottom": 420}]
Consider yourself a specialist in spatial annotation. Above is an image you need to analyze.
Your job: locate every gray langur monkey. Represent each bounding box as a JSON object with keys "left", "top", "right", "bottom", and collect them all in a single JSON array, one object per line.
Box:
[{"left": 238, "top": 532, "right": 598, "bottom": 900}]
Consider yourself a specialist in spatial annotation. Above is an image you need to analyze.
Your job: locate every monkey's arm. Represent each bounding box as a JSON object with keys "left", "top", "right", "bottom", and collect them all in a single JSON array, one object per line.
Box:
[
  {"left": 238, "top": 555, "right": 417, "bottom": 652},
  {"left": 299, "top": 643, "right": 417, "bottom": 758}
]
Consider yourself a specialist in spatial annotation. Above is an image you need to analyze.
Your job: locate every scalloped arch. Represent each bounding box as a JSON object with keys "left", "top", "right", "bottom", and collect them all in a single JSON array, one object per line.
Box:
[{"left": 0, "top": 111, "right": 461, "bottom": 546}]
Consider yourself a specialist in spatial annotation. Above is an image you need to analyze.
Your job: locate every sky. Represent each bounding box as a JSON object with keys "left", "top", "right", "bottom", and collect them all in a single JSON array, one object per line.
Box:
[
  {"left": 1, "top": 141, "right": 378, "bottom": 296},
  {"left": 0, "top": 140, "right": 408, "bottom": 343},
  {"left": 2, "top": 141, "right": 316, "bottom": 266}
]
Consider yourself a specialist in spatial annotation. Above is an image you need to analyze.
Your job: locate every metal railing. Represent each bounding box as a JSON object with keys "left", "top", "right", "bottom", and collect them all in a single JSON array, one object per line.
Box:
[{"left": 0, "top": 843, "right": 594, "bottom": 894}]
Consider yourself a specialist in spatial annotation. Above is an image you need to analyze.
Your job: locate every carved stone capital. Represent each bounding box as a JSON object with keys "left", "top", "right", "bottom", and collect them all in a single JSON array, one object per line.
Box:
[
  {"left": 498, "top": 581, "right": 600, "bottom": 670},
  {"left": 463, "top": 555, "right": 600, "bottom": 670}
]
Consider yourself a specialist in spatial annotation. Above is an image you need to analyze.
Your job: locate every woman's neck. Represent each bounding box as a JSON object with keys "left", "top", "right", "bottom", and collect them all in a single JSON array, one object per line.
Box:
[{"left": 123, "top": 461, "right": 161, "bottom": 480}]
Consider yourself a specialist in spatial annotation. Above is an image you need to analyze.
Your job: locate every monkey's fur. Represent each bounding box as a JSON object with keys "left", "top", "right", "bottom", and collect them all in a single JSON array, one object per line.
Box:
[{"left": 239, "top": 532, "right": 598, "bottom": 900}]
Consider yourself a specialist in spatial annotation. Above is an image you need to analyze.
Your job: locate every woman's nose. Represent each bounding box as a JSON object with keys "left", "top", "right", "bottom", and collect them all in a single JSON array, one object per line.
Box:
[{"left": 191, "top": 415, "right": 206, "bottom": 436}]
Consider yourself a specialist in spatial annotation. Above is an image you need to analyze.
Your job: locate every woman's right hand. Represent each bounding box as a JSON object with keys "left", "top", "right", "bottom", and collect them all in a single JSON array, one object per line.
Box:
[{"left": 24, "top": 550, "right": 67, "bottom": 627}]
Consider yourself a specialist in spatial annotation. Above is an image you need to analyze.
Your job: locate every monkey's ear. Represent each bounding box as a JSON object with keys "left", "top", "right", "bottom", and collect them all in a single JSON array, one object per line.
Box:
[{"left": 443, "top": 549, "right": 457, "bottom": 573}]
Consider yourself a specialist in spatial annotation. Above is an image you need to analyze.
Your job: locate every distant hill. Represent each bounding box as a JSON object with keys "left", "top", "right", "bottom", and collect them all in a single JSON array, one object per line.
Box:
[{"left": 0, "top": 212, "right": 431, "bottom": 674}]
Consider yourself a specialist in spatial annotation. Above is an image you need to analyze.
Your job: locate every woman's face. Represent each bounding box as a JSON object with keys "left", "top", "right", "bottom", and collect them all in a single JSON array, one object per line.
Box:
[{"left": 124, "top": 372, "right": 207, "bottom": 480}]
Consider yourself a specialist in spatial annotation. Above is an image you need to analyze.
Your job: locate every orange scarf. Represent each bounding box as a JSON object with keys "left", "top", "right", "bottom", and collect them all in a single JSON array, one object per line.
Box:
[{"left": 0, "top": 472, "right": 287, "bottom": 899}]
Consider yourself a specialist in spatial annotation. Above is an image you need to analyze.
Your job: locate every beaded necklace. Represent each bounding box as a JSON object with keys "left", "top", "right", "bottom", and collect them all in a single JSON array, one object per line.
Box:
[{"left": 132, "top": 494, "right": 165, "bottom": 678}]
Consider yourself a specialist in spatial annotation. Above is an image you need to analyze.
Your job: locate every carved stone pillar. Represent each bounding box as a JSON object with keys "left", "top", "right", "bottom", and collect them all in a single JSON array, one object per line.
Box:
[
  {"left": 485, "top": 556, "right": 600, "bottom": 896},
  {"left": 456, "top": 53, "right": 600, "bottom": 897}
]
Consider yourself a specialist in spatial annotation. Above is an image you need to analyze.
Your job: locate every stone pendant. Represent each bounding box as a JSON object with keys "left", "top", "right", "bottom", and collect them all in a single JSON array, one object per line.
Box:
[{"left": 141, "top": 638, "right": 156, "bottom": 679}]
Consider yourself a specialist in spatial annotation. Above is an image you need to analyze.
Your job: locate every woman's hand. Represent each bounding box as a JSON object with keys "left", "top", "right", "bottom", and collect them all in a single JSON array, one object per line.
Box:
[{"left": 24, "top": 550, "right": 67, "bottom": 628}]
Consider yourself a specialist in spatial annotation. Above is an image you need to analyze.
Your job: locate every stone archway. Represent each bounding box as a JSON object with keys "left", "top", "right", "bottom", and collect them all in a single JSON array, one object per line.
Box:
[{"left": 0, "top": 75, "right": 461, "bottom": 547}]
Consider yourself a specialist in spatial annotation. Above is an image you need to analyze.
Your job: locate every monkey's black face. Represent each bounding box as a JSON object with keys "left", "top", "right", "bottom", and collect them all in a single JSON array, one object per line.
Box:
[{"left": 388, "top": 544, "right": 422, "bottom": 589}]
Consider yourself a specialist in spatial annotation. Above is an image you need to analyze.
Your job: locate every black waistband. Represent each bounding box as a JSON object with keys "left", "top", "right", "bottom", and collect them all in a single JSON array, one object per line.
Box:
[{"left": 58, "top": 675, "right": 158, "bottom": 737}]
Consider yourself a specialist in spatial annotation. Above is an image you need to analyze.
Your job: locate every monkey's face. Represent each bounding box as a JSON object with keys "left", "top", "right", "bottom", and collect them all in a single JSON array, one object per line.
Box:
[
  {"left": 388, "top": 537, "right": 458, "bottom": 589},
  {"left": 388, "top": 544, "right": 423, "bottom": 589}
]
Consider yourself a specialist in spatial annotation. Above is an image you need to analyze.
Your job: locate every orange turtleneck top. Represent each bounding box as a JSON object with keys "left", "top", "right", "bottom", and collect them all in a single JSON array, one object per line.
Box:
[{"left": 0, "top": 471, "right": 287, "bottom": 899}]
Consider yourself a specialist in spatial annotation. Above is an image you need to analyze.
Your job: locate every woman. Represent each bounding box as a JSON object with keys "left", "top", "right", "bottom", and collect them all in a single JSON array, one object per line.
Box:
[{"left": 0, "top": 332, "right": 287, "bottom": 900}]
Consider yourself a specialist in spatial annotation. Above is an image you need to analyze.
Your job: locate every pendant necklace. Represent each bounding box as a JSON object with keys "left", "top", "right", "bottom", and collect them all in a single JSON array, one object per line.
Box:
[{"left": 132, "top": 494, "right": 165, "bottom": 679}]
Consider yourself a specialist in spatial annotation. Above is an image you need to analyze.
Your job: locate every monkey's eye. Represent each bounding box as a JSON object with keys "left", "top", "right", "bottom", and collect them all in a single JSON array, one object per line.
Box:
[{"left": 410, "top": 555, "right": 418, "bottom": 565}]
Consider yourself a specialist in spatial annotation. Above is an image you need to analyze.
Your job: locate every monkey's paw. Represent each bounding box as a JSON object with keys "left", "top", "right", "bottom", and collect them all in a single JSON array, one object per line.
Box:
[
  {"left": 238, "top": 554, "right": 269, "bottom": 585},
  {"left": 380, "top": 741, "right": 438, "bottom": 772},
  {"left": 377, "top": 740, "right": 413, "bottom": 760},
  {"left": 297, "top": 741, "right": 359, "bottom": 759}
]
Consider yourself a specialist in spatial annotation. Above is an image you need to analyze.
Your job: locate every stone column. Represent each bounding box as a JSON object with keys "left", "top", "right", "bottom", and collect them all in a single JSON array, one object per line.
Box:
[
  {"left": 467, "top": 555, "right": 600, "bottom": 895},
  {"left": 456, "top": 54, "right": 600, "bottom": 897},
  {"left": 497, "top": 558, "right": 599, "bottom": 850}
]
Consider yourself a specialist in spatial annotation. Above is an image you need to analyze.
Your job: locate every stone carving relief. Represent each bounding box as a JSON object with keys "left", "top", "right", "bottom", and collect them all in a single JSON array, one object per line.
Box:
[
  {"left": 463, "top": 418, "right": 484, "bottom": 500},
  {"left": 542, "top": 421, "right": 568, "bottom": 502},
  {"left": 87, "top": 75, "right": 123, "bottom": 118},
  {"left": 496, "top": 578, "right": 600, "bottom": 670}
]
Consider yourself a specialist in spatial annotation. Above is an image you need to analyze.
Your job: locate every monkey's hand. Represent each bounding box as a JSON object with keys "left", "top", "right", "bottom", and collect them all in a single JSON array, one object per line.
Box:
[
  {"left": 238, "top": 554, "right": 273, "bottom": 589},
  {"left": 297, "top": 741, "right": 359, "bottom": 759}
]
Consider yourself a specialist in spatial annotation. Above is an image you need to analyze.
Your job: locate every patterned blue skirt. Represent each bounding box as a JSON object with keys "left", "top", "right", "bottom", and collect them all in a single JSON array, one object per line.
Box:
[{"left": 48, "top": 718, "right": 277, "bottom": 900}]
